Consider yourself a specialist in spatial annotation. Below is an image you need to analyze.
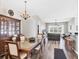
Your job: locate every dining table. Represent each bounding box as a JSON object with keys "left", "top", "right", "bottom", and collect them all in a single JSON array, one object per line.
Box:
[
  {"left": 19, "top": 41, "right": 41, "bottom": 51},
  {"left": 19, "top": 40, "right": 41, "bottom": 58},
  {"left": 5, "top": 40, "right": 41, "bottom": 59}
]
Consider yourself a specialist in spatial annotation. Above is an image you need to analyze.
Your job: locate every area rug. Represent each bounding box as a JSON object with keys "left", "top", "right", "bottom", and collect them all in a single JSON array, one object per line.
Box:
[{"left": 54, "top": 48, "right": 67, "bottom": 59}]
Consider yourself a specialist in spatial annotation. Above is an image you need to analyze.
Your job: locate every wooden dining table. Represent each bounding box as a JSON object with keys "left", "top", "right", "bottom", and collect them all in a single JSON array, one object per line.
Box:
[
  {"left": 19, "top": 41, "right": 41, "bottom": 52},
  {"left": 5, "top": 40, "right": 41, "bottom": 59},
  {"left": 19, "top": 41, "right": 41, "bottom": 58}
]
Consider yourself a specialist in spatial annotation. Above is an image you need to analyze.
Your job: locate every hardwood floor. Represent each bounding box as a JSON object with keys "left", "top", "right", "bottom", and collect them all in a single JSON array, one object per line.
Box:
[
  {"left": 2, "top": 38, "right": 78, "bottom": 59},
  {"left": 40, "top": 38, "right": 78, "bottom": 59}
]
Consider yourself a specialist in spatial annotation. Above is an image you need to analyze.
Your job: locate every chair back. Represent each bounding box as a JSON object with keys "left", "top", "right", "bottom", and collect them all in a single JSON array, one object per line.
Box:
[
  {"left": 37, "top": 34, "right": 42, "bottom": 43},
  {"left": 37, "top": 34, "right": 42, "bottom": 39},
  {"left": 12, "top": 36, "right": 17, "bottom": 42},
  {"left": 0, "top": 40, "right": 6, "bottom": 57},
  {"left": 20, "top": 35, "right": 26, "bottom": 42},
  {"left": 8, "top": 42, "right": 20, "bottom": 59}
]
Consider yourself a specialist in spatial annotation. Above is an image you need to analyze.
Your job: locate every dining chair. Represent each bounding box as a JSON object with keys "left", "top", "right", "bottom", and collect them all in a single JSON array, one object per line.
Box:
[
  {"left": 7, "top": 42, "right": 27, "bottom": 59},
  {"left": 35, "top": 45, "right": 41, "bottom": 59},
  {"left": 0, "top": 40, "right": 8, "bottom": 59},
  {"left": 20, "top": 35, "right": 26, "bottom": 43},
  {"left": 37, "top": 34, "right": 42, "bottom": 43},
  {"left": 32, "top": 39, "right": 43, "bottom": 59},
  {"left": 12, "top": 36, "right": 17, "bottom": 42}
]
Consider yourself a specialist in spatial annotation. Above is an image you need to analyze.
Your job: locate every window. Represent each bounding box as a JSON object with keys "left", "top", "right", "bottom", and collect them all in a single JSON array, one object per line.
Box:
[{"left": 48, "top": 25, "right": 64, "bottom": 34}]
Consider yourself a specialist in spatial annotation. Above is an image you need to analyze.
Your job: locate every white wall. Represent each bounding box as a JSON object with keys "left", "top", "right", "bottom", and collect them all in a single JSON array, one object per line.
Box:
[
  {"left": 38, "top": 21, "right": 45, "bottom": 33},
  {"left": 31, "top": 15, "right": 46, "bottom": 34},
  {"left": 21, "top": 15, "right": 44, "bottom": 38},
  {"left": 39, "top": 23, "right": 45, "bottom": 33},
  {"left": 21, "top": 17, "right": 37, "bottom": 38},
  {"left": 68, "top": 17, "right": 78, "bottom": 54},
  {"left": 0, "top": 0, "right": 45, "bottom": 38},
  {"left": 68, "top": 17, "right": 78, "bottom": 34}
]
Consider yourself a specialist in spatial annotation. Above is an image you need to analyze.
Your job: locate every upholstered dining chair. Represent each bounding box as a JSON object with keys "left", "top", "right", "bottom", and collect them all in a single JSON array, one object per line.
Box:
[
  {"left": 12, "top": 36, "right": 17, "bottom": 42},
  {"left": 0, "top": 40, "right": 8, "bottom": 59},
  {"left": 34, "top": 45, "right": 41, "bottom": 58},
  {"left": 20, "top": 35, "right": 26, "bottom": 43},
  {"left": 37, "top": 34, "right": 42, "bottom": 43},
  {"left": 7, "top": 42, "right": 27, "bottom": 59},
  {"left": 32, "top": 40, "right": 43, "bottom": 59}
]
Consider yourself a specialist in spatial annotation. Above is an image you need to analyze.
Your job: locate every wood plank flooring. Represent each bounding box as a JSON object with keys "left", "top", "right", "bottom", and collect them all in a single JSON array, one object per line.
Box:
[
  {"left": 40, "top": 38, "right": 78, "bottom": 59},
  {"left": 2, "top": 38, "right": 78, "bottom": 59}
]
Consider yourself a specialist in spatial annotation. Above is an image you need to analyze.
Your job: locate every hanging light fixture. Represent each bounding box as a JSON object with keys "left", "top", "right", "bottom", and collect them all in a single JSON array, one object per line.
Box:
[{"left": 20, "top": 0, "right": 30, "bottom": 20}]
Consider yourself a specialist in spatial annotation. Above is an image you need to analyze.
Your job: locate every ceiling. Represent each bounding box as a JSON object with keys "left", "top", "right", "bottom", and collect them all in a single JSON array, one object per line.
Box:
[{"left": 0, "top": 0, "right": 78, "bottom": 21}]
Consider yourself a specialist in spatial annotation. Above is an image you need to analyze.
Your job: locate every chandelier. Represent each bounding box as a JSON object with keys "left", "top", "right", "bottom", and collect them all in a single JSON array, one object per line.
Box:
[{"left": 20, "top": 1, "right": 30, "bottom": 20}]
